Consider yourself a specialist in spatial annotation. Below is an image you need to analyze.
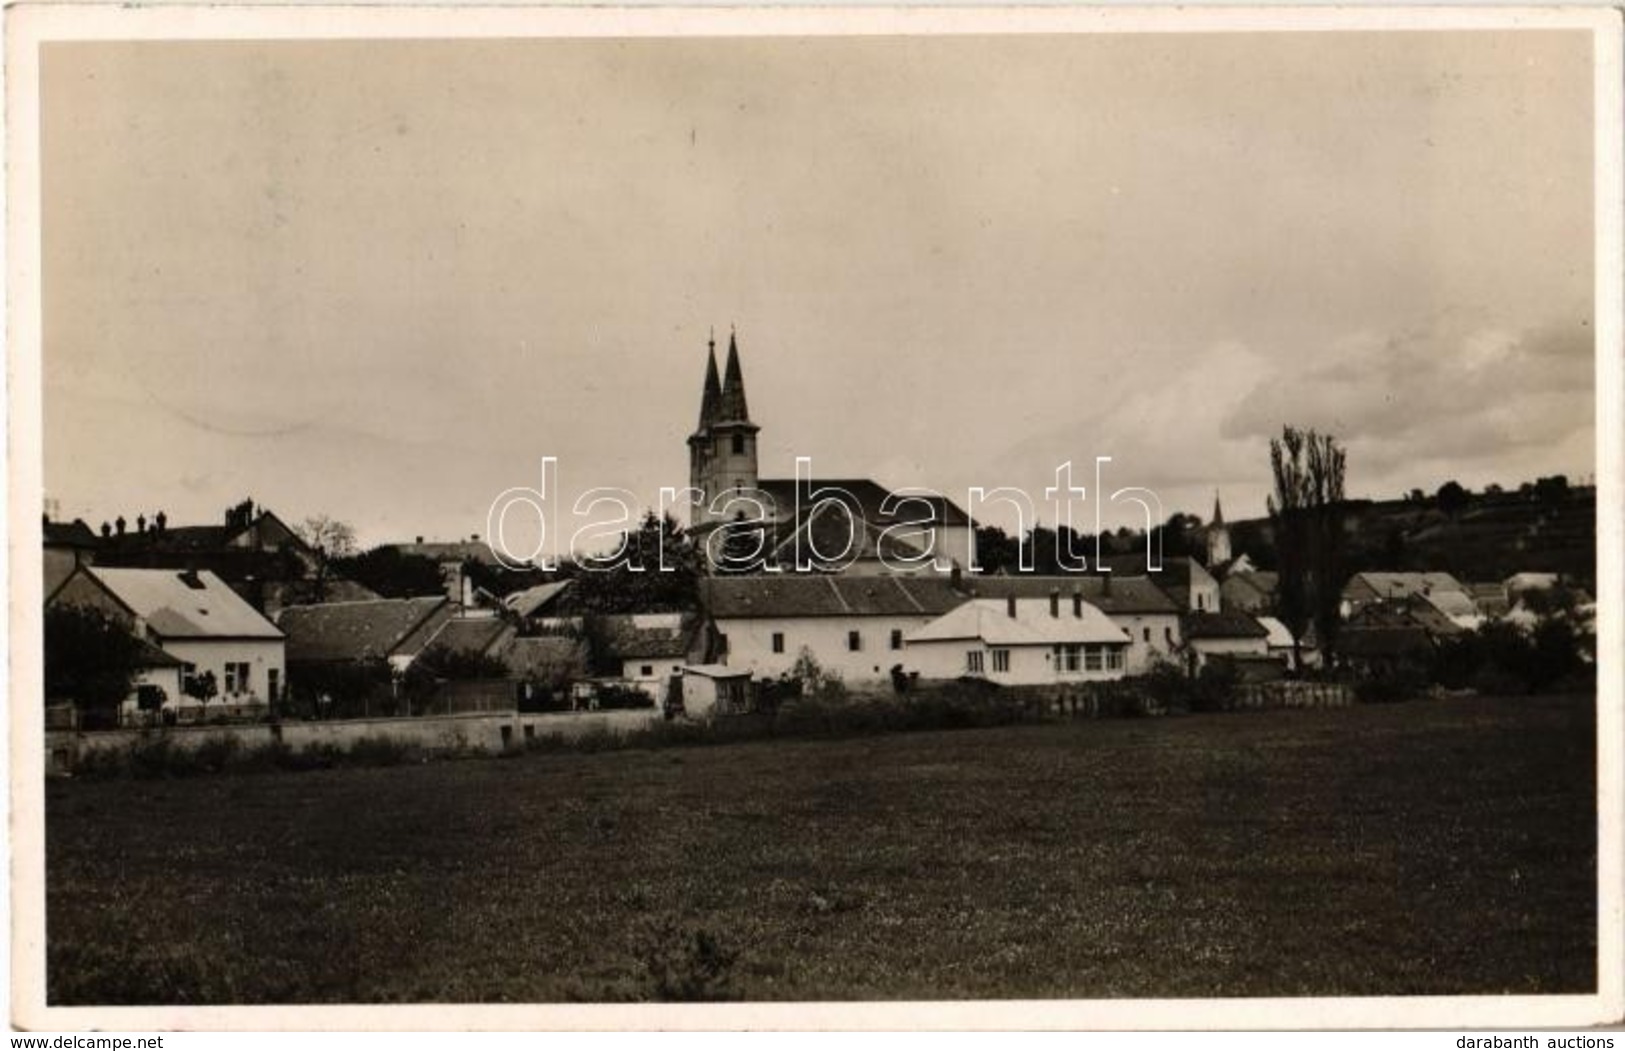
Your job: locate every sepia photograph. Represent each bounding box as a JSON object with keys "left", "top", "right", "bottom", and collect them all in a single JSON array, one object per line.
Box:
[{"left": 7, "top": 4, "right": 1622, "bottom": 1032}]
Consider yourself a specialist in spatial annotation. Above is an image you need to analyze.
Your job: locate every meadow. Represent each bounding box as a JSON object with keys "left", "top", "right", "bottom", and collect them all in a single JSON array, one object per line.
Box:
[{"left": 45, "top": 693, "right": 1596, "bottom": 1003}]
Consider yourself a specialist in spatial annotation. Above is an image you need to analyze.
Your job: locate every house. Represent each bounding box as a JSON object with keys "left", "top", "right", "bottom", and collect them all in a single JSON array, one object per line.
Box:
[
  {"left": 92, "top": 500, "right": 377, "bottom": 614},
  {"left": 1098, "top": 555, "right": 1222, "bottom": 613},
  {"left": 961, "top": 575, "right": 1182, "bottom": 675},
  {"left": 685, "top": 333, "right": 973, "bottom": 572},
  {"left": 1220, "top": 570, "right": 1278, "bottom": 615},
  {"left": 1504, "top": 572, "right": 1561, "bottom": 600},
  {"left": 1255, "top": 615, "right": 1318, "bottom": 668},
  {"left": 276, "top": 595, "right": 453, "bottom": 691},
  {"left": 419, "top": 614, "right": 515, "bottom": 662},
  {"left": 1465, "top": 581, "right": 1512, "bottom": 619},
  {"left": 498, "top": 635, "right": 591, "bottom": 706},
  {"left": 1180, "top": 610, "right": 1271, "bottom": 670},
  {"left": 503, "top": 580, "right": 572, "bottom": 625},
  {"left": 43, "top": 517, "right": 99, "bottom": 598},
  {"left": 591, "top": 612, "right": 707, "bottom": 701},
  {"left": 700, "top": 573, "right": 964, "bottom": 686},
  {"left": 48, "top": 565, "right": 286, "bottom": 713},
  {"left": 678, "top": 663, "right": 754, "bottom": 719},
  {"left": 1341, "top": 571, "right": 1469, "bottom": 616},
  {"left": 905, "top": 594, "right": 1131, "bottom": 685}
]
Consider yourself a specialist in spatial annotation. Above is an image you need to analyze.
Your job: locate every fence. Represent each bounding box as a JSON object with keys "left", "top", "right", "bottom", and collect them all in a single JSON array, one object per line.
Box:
[{"left": 1233, "top": 681, "right": 1354, "bottom": 710}]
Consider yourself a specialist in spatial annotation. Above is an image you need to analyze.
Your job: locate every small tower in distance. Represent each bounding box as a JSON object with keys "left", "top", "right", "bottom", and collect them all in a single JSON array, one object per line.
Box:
[
  {"left": 1207, "top": 490, "right": 1233, "bottom": 567},
  {"left": 687, "top": 329, "right": 760, "bottom": 527}
]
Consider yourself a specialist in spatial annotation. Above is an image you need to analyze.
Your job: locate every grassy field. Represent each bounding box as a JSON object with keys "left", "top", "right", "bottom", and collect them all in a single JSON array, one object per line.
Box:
[{"left": 46, "top": 693, "right": 1596, "bottom": 1003}]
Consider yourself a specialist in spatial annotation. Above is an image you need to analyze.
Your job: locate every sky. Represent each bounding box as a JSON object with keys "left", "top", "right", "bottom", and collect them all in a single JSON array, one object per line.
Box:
[{"left": 40, "top": 30, "right": 1597, "bottom": 552}]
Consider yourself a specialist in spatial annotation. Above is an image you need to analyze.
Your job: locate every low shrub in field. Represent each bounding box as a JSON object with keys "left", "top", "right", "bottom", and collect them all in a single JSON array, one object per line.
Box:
[{"left": 634, "top": 916, "right": 742, "bottom": 1002}]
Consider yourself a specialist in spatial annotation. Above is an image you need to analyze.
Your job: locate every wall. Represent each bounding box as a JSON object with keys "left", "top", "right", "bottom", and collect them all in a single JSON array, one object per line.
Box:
[
  {"left": 907, "top": 640, "right": 1128, "bottom": 685},
  {"left": 714, "top": 614, "right": 933, "bottom": 685},
  {"left": 1105, "top": 612, "right": 1183, "bottom": 675},
  {"left": 617, "top": 657, "right": 685, "bottom": 701},
  {"left": 163, "top": 637, "right": 285, "bottom": 704}
]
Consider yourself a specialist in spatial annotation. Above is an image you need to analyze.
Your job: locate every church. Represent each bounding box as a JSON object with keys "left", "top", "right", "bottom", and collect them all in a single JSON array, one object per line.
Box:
[{"left": 685, "top": 332, "right": 973, "bottom": 575}]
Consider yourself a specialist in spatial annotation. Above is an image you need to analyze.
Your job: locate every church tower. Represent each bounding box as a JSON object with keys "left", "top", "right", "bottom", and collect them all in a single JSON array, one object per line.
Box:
[
  {"left": 687, "top": 331, "right": 760, "bottom": 526},
  {"left": 1206, "top": 490, "right": 1232, "bottom": 567}
]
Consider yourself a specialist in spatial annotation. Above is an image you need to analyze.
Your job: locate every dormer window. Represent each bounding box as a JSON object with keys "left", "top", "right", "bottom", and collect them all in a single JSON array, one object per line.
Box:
[{"left": 732, "top": 433, "right": 745, "bottom": 455}]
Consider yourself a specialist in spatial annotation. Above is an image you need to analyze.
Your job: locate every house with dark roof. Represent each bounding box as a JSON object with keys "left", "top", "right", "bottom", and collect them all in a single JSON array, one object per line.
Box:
[
  {"left": 590, "top": 612, "right": 707, "bottom": 700},
  {"left": 276, "top": 596, "right": 453, "bottom": 674},
  {"left": 48, "top": 565, "right": 286, "bottom": 717},
  {"left": 43, "top": 517, "right": 99, "bottom": 598},
  {"left": 1180, "top": 610, "right": 1271, "bottom": 670},
  {"left": 1220, "top": 570, "right": 1278, "bottom": 615},
  {"left": 91, "top": 500, "right": 377, "bottom": 614},
  {"left": 700, "top": 574, "right": 965, "bottom": 686},
  {"left": 685, "top": 333, "right": 973, "bottom": 574},
  {"left": 1096, "top": 554, "right": 1222, "bottom": 613},
  {"left": 959, "top": 575, "right": 1182, "bottom": 675}
]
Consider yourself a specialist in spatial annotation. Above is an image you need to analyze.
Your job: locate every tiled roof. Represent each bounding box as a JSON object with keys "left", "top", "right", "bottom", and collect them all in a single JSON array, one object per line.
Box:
[
  {"left": 90, "top": 568, "right": 283, "bottom": 640},
  {"left": 1181, "top": 610, "right": 1269, "bottom": 640},
  {"left": 593, "top": 612, "right": 699, "bottom": 659},
  {"left": 43, "top": 520, "right": 98, "bottom": 548},
  {"left": 498, "top": 635, "right": 588, "bottom": 680},
  {"left": 702, "top": 574, "right": 965, "bottom": 619},
  {"left": 277, "top": 596, "right": 450, "bottom": 663},
  {"left": 1346, "top": 572, "right": 1467, "bottom": 602},
  {"left": 754, "top": 478, "right": 971, "bottom": 527},
  {"left": 423, "top": 616, "right": 512, "bottom": 657},
  {"left": 962, "top": 575, "right": 1180, "bottom": 615},
  {"left": 504, "top": 581, "right": 572, "bottom": 619},
  {"left": 907, "top": 597, "right": 1129, "bottom": 647}
]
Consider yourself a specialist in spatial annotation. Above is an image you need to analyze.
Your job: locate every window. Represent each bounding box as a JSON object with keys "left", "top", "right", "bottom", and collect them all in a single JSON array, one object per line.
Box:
[
  {"left": 1107, "top": 647, "right": 1126, "bottom": 672},
  {"left": 772, "top": 632, "right": 785, "bottom": 654},
  {"left": 1165, "top": 626, "right": 1175, "bottom": 647},
  {"left": 991, "top": 648, "right": 1010, "bottom": 673},
  {"left": 1143, "top": 627, "right": 1151, "bottom": 643},
  {"left": 267, "top": 668, "right": 280, "bottom": 705},
  {"left": 1084, "top": 645, "right": 1104, "bottom": 672},
  {"left": 1197, "top": 594, "right": 1207, "bottom": 610},
  {"left": 732, "top": 433, "right": 746, "bottom": 455},
  {"left": 890, "top": 629, "right": 904, "bottom": 651},
  {"left": 1058, "top": 644, "right": 1082, "bottom": 673},
  {"left": 966, "top": 650, "right": 985, "bottom": 674},
  {"left": 224, "top": 661, "right": 251, "bottom": 696},
  {"left": 848, "top": 630, "right": 862, "bottom": 652},
  {"left": 640, "top": 665, "right": 654, "bottom": 677},
  {"left": 717, "top": 633, "right": 729, "bottom": 656}
]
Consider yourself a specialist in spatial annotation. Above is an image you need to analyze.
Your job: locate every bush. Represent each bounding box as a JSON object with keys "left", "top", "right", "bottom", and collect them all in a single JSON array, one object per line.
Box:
[{"left": 1354, "top": 665, "right": 1430, "bottom": 704}]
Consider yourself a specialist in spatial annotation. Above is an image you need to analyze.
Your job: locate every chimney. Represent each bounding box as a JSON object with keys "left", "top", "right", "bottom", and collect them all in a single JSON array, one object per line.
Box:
[
  {"left": 1049, "top": 588, "right": 1059, "bottom": 618},
  {"left": 115, "top": 515, "right": 126, "bottom": 536},
  {"left": 1006, "top": 595, "right": 1017, "bottom": 619},
  {"left": 1072, "top": 589, "right": 1083, "bottom": 618}
]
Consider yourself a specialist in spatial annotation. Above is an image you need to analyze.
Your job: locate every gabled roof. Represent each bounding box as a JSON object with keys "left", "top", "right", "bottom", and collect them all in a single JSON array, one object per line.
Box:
[
  {"left": 753, "top": 478, "right": 971, "bottom": 528},
  {"left": 504, "top": 581, "right": 572, "bottom": 619},
  {"left": 276, "top": 596, "right": 450, "bottom": 663},
  {"left": 89, "top": 567, "right": 283, "bottom": 640},
  {"left": 1223, "top": 571, "right": 1278, "bottom": 599},
  {"left": 1182, "top": 610, "right": 1269, "bottom": 640},
  {"left": 498, "top": 635, "right": 588, "bottom": 680},
  {"left": 43, "top": 519, "right": 98, "bottom": 548},
  {"left": 1254, "top": 616, "right": 1301, "bottom": 650},
  {"left": 702, "top": 574, "right": 965, "bottom": 619},
  {"left": 907, "top": 598, "right": 1129, "bottom": 647},
  {"left": 1345, "top": 571, "right": 1467, "bottom": 602},
  {"left": 423, "top": 616, "right": 512, "bottom": 657},
  {"left": 1416, "top": 587, "right": 1479, "bottom": 620},
  {"left": 594, "top": 612, "right": 700, "bottom": 659},
  {"left": 962, "top": 575, "right": 1180, "bottom": 615}
]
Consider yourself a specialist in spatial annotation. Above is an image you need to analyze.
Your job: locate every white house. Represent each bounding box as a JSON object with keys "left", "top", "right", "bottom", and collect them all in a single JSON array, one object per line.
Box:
[
  {"left": 966, "top": 576, "right": 1183, "bottom": 676},
  {"left": 678, "top": 663, "right": 754, "bottom": 719},
  {"left": 1181, "top": 610, "right": 1271, "bottom": 670},
  {"left": 594, "top": 612, "right": 706, "bottom": 702},
  {"left": 49, "top": 565, "right": 286, "bottom": 712},
  {"left": 905, "top": 594, "right": 1131, "bottom": 685},
  {"left": 700, "top": 574, "right": 964, "bottom": 686}
]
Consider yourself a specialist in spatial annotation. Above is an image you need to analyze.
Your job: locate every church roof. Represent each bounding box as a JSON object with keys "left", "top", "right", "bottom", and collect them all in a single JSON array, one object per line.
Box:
[
  {"left": 754, "top": 478, "right": 971, "bottom": 527},
  {"left": 718, "top": 332, "right": 751, "bottom": 422},
  {"left": 696, "top": 341, "right": 723, "bottom": 431}
]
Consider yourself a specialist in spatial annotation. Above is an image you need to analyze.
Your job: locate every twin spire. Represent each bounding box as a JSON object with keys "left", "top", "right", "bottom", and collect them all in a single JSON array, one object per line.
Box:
[{"left": 696, "top": 328, "right": 751, "bottom": 431}]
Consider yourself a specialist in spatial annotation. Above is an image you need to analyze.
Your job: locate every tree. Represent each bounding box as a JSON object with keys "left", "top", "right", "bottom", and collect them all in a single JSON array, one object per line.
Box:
[
  {"left": 557, "top": 511, "right": 702, "bottom": 614},
  {"left": 1268, "top": 426, "right": 1349, "bottom": 673},
  {"left": 44, "top": 606, "right": 146, "bottom": 723},
  {"left": 298, "top": 514, "right": 359, "bottom": 601},
  {"left": 1436, "top": 480, "right": 1470, "bottom": 519},
  {"left": 183, "top": 669, "right": 219, "bottom": 704}
]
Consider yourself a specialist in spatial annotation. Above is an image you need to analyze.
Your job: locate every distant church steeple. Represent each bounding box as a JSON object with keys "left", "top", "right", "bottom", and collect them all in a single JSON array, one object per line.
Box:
[
  {"left": 1206, "top": 490, "right": 1232, "bottom": 567},
  {"left": 688, "top": 328, "right": 761, "bottom": 526}
]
